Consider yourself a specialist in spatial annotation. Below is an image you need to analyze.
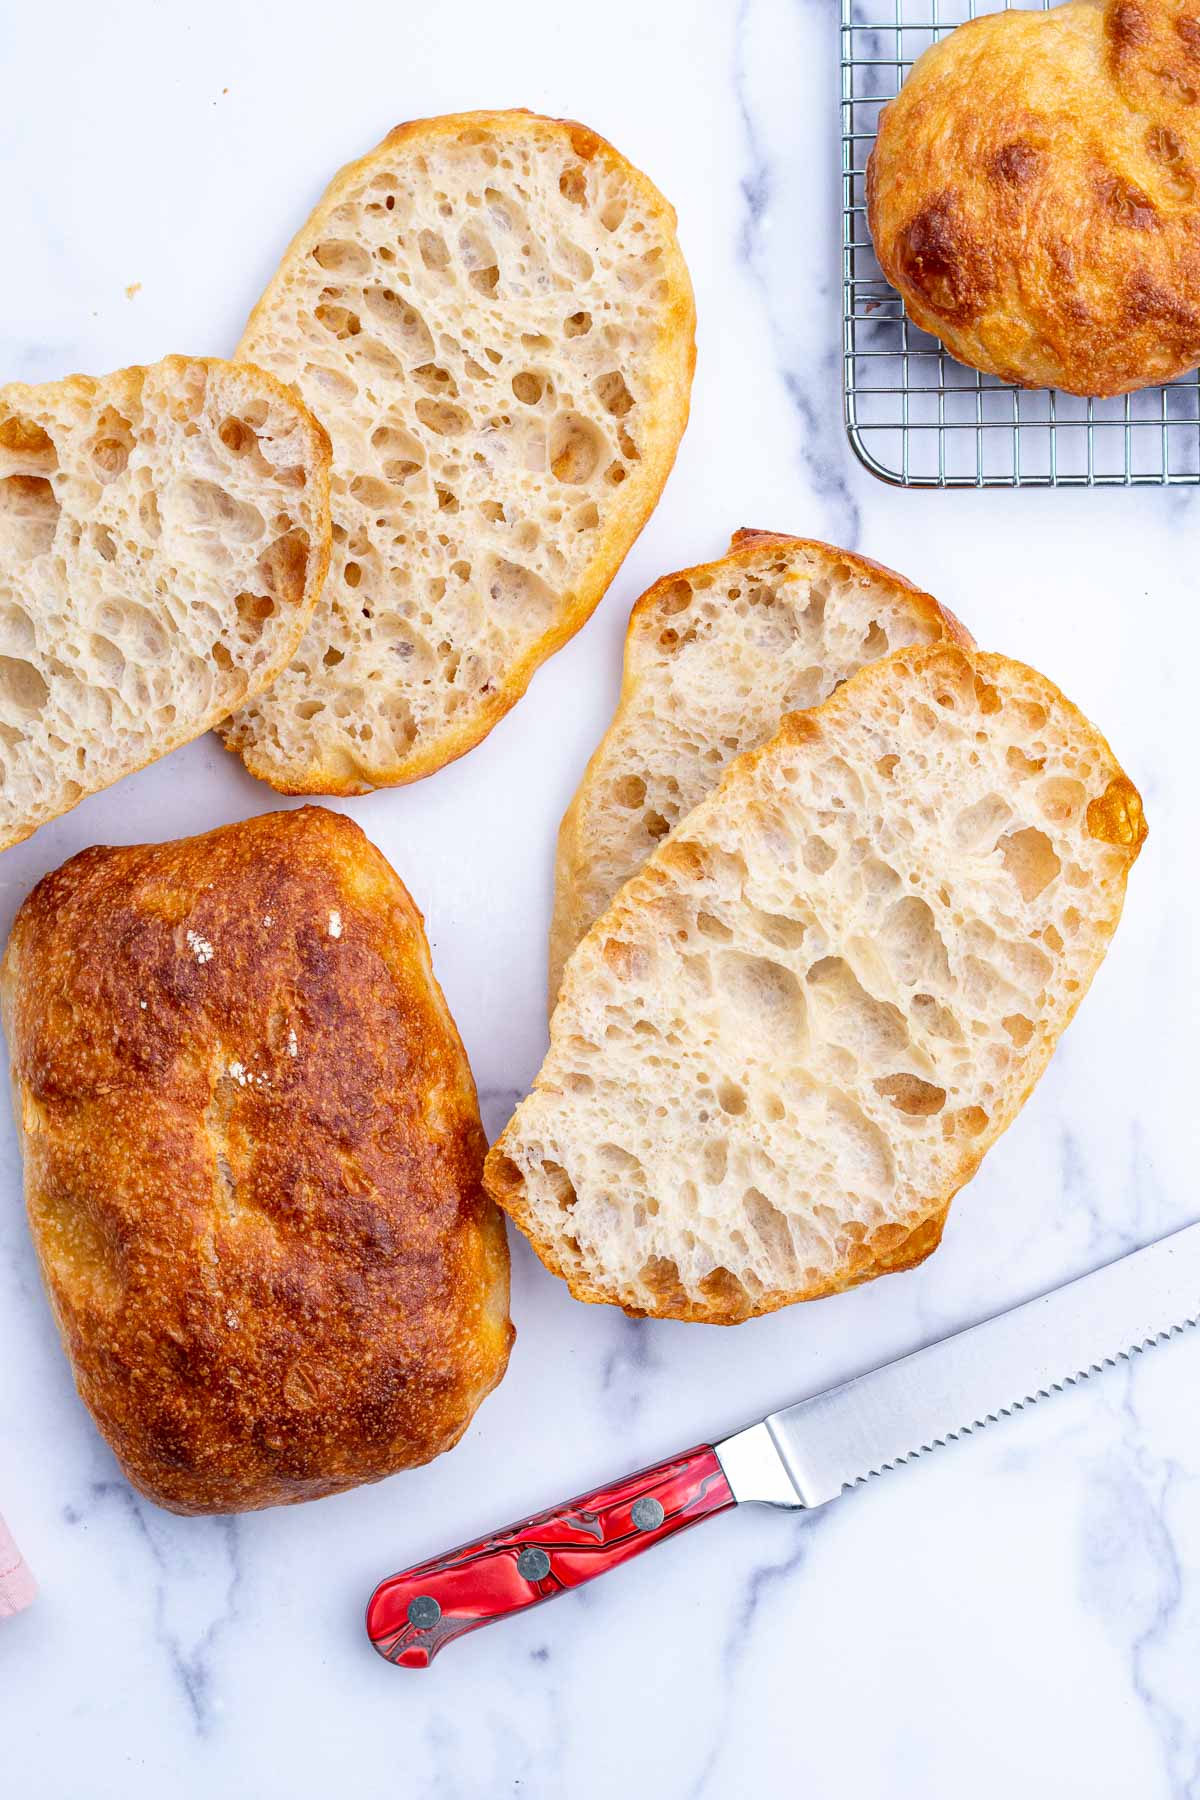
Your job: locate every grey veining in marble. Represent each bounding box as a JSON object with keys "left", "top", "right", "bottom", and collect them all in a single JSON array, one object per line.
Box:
[{"left": 1, "top": 0, "right": 1197, "bottom": 1796}]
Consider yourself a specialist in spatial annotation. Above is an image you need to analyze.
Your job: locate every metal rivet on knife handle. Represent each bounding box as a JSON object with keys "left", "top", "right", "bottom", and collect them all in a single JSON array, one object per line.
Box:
[
  {"left": 630, "top": 1496, "right": 665, "bottom": 1531},
  {"left": 407, "top": 1595, "right": 441, "bottom": 1629},
  {"left": 516, "top": 1547, "right": 551, "bottom": 1580}
]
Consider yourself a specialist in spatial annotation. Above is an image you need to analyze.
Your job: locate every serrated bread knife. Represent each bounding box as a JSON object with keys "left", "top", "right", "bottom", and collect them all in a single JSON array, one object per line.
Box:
[{"left": 367, "top": 1220, "right": 1200, "bottom": 1667}]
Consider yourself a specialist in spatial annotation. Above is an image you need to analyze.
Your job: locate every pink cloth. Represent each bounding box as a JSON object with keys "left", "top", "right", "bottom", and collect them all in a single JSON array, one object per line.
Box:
[{"left": 0, "top": 1513, "right": 35, "bottom": 1616}]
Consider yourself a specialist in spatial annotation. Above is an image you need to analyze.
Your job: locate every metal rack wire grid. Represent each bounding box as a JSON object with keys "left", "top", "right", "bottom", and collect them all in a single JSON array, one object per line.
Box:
[{"left": 841, "top": 0, "right": 1200, "bottom": 488}]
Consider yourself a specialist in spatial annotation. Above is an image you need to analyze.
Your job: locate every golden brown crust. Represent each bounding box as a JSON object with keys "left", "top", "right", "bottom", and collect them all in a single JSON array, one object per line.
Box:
[
  {"left": 1, "top": 807, "right": 512, "bottom": 1512},
  {"left": 226, "top": 109, "right": 696, "bottom": 795},
  {"left": 868, "top": 0, "right": 1200, "bottom": 395},
  {"left": 0, "top": 357, "right": 332, "bottom": 852},
  {"left": 548, "top": 530, "right": 972, "bottom": 1000},
  {"left": 492, "top": 641, "right": 1147, "bottom": 1325}
]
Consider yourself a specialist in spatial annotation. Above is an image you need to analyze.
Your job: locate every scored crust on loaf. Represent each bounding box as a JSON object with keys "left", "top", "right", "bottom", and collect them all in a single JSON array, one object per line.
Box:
[
  {"left": 487, "top": 642, "right": 1147, "bottom": 1325},
  {"left": 222, "top": 109, "right": 696, "bottom": 794},
  {"left": 868, "top": 0, "right": 1200, "bottom": 396},
  {"left": 549, "top": 530, "right": 971, "bottom": 1001},
  {"left": 0, "top": 807, "right": 513, "bottom": 1514},
  {"left": 0, "top": 357, "right": 330, "bottom": 852}
]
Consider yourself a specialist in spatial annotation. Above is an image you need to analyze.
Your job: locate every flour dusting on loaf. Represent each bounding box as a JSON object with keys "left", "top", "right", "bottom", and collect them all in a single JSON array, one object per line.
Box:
[
  {"left": 488, "top": 643, "right": 1146, "bottom": 1324},
  {"left": 222, "top": 109, "right": 695, "bottom": 794}
]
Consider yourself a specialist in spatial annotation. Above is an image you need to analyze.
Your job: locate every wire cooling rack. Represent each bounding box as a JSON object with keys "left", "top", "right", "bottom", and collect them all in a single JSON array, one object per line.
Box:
[{"left": 841, "top": 0, "right": 1200, "bottom": 487}]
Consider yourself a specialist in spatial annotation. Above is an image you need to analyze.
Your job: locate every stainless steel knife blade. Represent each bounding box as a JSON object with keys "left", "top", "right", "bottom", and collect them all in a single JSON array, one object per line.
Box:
[
  {"left": 717, "top": 1218, "right": 1200, "bottom": 1508},
  {"left": 369, "top": 1220, "right": 1200, "bottom": 1665}
]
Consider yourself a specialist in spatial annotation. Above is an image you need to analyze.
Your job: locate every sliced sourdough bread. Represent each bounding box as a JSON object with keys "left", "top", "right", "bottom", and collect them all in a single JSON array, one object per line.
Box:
[
  {"left": 221, "top": 109, "right": 696, "bottom": 795},
  {"left": 549, "top": 530, "right": 971, "bottom": 1001},
  {"left": 486, "top": 641, "right": 1147, "bottom": 1324},
  {"left": 0, "top": 357, "right": 331, "bottom": 852}
]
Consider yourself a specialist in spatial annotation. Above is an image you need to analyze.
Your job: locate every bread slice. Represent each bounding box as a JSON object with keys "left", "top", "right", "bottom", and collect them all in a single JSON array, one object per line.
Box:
[
  {"left": 549, "top": 530, "right": 971, "bottom": 1001},
  {"left": 0, "top": 357, "right": 331, "bottom": 852},
  {"left": 220, "top": 109, "right": 696, "bottom": 795},
  {"left": 486, "top": 642, "right": 1147, "bottom": 1324}
]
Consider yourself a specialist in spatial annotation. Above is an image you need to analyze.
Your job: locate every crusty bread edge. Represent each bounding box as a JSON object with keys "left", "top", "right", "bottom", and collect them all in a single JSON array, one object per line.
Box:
[
  {"left": 493, "top": 640, "right": 1147, "bottom": 1324},
  {"left": 0, "top": 356, "right": 332, "bottom": 853},
  {"left": 224, "top": 108, "right": 697, "bottom": 796},
  {"left": 547, "top": 529, "right": 973, "bottom": 1003}
]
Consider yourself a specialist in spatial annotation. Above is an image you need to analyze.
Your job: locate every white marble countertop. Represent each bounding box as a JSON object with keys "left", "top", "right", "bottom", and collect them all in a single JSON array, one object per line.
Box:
[{"left": 3, "top": 1, "right": 1199, "bottom": 1794}]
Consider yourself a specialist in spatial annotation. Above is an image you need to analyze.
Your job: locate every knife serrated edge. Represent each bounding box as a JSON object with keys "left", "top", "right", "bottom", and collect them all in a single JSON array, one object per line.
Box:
[
  {"left": 716, "top": 1228, "right": 1200, "bottom": 1511},
  {"left": 840, "top": 1310, "right": 1200, "bottom": 1489}
]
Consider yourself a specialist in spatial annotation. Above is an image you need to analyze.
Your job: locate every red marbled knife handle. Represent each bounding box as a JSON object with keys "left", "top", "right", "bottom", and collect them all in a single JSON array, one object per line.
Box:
[{"left": 366, "top": 1445, "right": 735, "bottom": 1668}]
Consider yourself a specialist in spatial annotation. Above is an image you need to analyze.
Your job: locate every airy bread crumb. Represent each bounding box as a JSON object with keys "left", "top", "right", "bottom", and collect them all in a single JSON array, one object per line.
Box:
[
  {"left": 488, "top": 642, "right": 1146, "bottom": 1325},
  {"left": 222, "top": 109, "right": 695, "bottom": 794},
  {"left": 549, "top": 530, "right": 971, "bottom": 1000},
  {"left": 0, "top": 356, "right": 331, "bottom": 851}
]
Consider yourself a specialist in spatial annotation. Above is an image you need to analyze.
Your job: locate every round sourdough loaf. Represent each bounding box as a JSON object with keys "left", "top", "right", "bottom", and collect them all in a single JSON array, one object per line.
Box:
[
  {"left": 868, "top": 0, "right": 1200, "bottom": 396},
  {"left": 1, "top": 807, "right": 512, "bottom": 1514}
]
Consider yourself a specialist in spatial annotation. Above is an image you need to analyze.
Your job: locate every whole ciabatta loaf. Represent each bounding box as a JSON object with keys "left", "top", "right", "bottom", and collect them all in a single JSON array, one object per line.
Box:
[
  {"left": 221, "top": 110, "right": 695, "bottom": 794},
  {"left": 2, "top": 808, "right": 512, "bottom": 1513},
  {"left": 549, "top": 530, "right": 971, "bottom": 1000},
  {"left": 0, "top": 357, "right": 330, "bottom": 851},
  {"left": 486, "top": 642, "right": 1146, "bottom": 1324}
]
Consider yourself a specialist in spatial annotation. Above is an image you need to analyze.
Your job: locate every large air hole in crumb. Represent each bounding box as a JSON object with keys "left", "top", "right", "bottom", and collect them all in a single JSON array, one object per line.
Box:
[
  {"left": 807, "top": 957, "right": 909, "bottom": 1058},
  {"left": 419, "top": 229, "right": 450, "bottom": 271},
  {"left": 414, "top": 363, "right": 459, "bottom": 397},
  {"left": 803, "top": 836, "right": 836, "bottom": 874},
  {"left": 744, "top": 1189, "right": 795, "bottom": 1268},
  {"left": 564, "top": 310, "right": 592, "bottom": 337},
  {"left": 313, "top": 239, "right": 371, "bottom": 275},
  {"left": 485, "top": 556, "right": 555, "bottom": 628},
  {"left": 879, "top": 896, "right": 950, "bottom": 986},
  {"left": 718, "top": 951, "right": 807, "bottom": 1047},
  {"left": 595, "top": 372, "right": 634, "bottom": 417},
  {"left": 548, "top": 412, "right": 604, "bottom": 483},
  {"left": 540, "top": 1161, "right": 577, "bottom": 1212},
  {"left": 695, "top": 912, "right": 732, "bottom": 943},
  {"left": 943, "top": 1105, "right": 989, "bottom": 1138},
  {"left": 87, "top": 634, "right": 125, "bottom": 685},
  {"left": 874, "top": 1073, "right": 946, "bottom": 1116},
  {"left": 512, "top": 372, "right": 544, "bottom": 405},
  {"left": 363, "top": 287, "right": 435, "bottom": 357},
  {"left": 315, "top": 302, "right": 361, "bottom": 340},
  {"left": 487, "top": 1153, "right": 525, "bottom": 1204},
  {"left": 747, "top": 909, "right": 807, "bottom": 951},
  {"left": 717, "top": 1081, "right": 747, "bottom": 1116},
  {"left": 1038, "top": 777, "right": 1085, "bottom": 823},
  {"left": 702, "top": 1139, "right": 728, "bottom": 1186},
  {"left": 954, "top": 792, "right": 1013, "bottom": 850},
  {"left": 257, "top": 530, "right": 310, "bottom": 605},
  {"left": 0, "top": 603, "right": 35, "bottom": 655},
  {"left": 236, "top": 591, "right": 275, "bottom": 634},
  {"left": 1003, "top": 1013, "right": 1034, "bottom": 1046},
  {"left": 999, "top": 827, "right": 1060, "bottom": 901},
  {"left": 89, "top": 408, "right": 134, "bottom": 481},
  {"left": 0, "top": 655, "right": 49, "bottom": 719},
  {"left": 559, "top": 164, "right": 588, "bottom": 204},
  {"left": 612, "top": 774, "right": 646, "bottom": 808},
  {"left": 416, "top": 398, "right": 469, "bottom": 436},
  {"left": 0, "top": 475, "right": 60, "bottom": 554}
]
